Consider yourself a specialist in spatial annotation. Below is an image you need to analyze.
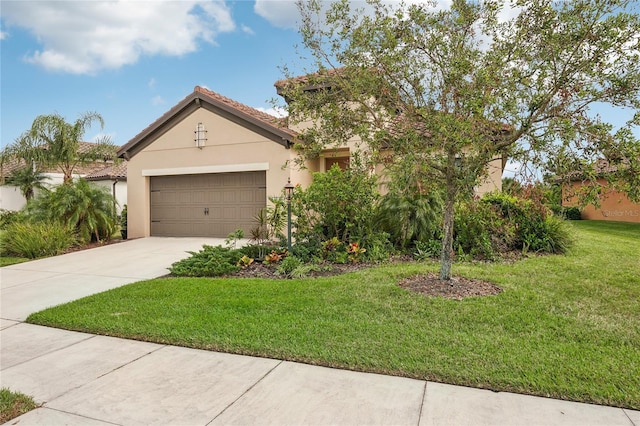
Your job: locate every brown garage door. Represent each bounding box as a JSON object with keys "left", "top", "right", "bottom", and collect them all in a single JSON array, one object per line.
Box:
[{"left": 150, "top": 171, "right": 266, "bottom": 237}]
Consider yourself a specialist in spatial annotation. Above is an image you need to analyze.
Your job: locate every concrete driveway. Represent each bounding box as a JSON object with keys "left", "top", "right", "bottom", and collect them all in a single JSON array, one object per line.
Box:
[{"left": 1, "top": 237, "right": 225, "bottom": 321}]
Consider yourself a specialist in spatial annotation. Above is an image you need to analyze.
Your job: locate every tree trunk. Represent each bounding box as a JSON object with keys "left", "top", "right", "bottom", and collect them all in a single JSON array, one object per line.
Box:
[{"left": 439, "top": 182, "right": 456, "bottom": 281}]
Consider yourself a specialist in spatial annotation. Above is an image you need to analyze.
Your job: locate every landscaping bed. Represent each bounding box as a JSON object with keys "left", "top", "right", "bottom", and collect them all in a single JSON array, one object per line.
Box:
[{"left": 232, "top": 260, "right": 504, "bottom": 301}]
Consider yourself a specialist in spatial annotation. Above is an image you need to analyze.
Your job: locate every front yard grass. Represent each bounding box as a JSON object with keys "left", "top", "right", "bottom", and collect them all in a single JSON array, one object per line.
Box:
[
  {"left": 0, "top": 257, "right": 29, "bottom": 267},
  {"left": 0, "top": 388, "right": 37, "bottom": 423},
  {"left": 27, "top": 221, "right": 640, "bottom": 409}
]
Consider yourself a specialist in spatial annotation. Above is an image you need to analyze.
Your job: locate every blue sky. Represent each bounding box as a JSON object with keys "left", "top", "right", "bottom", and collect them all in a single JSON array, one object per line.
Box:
[
  {"left": 1, "top": 0, "right": 637, "bottom": 169},
  {"left": 1, "top": 0, "right": 306, "bottom": 149}
]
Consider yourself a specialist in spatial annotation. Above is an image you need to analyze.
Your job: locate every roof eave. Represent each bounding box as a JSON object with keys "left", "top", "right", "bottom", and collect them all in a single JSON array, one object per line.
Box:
[{"left": 118, "top": 91, "right": 295, "bottom": 160}]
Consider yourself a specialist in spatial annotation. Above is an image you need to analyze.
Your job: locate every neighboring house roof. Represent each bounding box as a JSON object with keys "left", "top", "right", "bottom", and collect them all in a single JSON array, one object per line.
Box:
[
  {"left": 274, "top": 67, "right": 347, "bottom": 97},
  {"left": 1, "top": 141, "right": 119, "bottom": 178},
  {"left": 85, "top": 161, "right": 128, "bottom": 181},
  {"left": 118, "top": 86, "right": 297, "bottom": 160},
  {"left": 556, "top": 157, "right": 635, "bottom": 183}
]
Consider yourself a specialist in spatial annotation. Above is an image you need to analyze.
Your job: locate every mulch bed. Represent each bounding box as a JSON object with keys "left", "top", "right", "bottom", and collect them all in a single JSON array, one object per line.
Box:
[
  {"left": 233, "top": 260, "right": 502, "bottom": 300},
  {"left": 399, "top": 272, "right": 503, "bottom": 300},
  {"left": 232, "top": 261, "right": 367, "bottom": 279}
]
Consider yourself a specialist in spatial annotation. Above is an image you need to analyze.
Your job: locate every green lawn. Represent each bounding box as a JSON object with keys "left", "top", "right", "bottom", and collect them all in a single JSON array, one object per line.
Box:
[
  {"left": 0, "top": 388, "right": 37, "bottom": 423},
  {"left": 27, "top": 221, "right": 640, "bottom": 409},
  {"left": 0, "top": 257, "right": 29, "bottom": 267}
]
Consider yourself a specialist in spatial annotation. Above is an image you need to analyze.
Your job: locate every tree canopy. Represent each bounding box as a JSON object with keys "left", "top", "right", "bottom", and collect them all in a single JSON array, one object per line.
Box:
[
  {"left": 280, "top": 0, "right": 640, "bottom": 279},
  {"left": 2, "top": 112, "right": 117, "bottom": 184}
]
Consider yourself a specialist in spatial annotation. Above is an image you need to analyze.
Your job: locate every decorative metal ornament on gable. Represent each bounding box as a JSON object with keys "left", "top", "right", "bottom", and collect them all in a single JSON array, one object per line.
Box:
[{"left": 194, "top": 122, "right": 207, "bottom": 149}]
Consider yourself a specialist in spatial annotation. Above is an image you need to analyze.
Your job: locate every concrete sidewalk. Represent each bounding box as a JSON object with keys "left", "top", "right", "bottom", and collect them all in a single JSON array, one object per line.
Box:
[{"left": 1, "top": 238, "right": 638, "bottom": 425}]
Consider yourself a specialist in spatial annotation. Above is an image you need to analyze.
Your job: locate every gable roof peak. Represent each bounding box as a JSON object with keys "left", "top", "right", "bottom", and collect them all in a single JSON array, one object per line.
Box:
[{"left": 118, "top": 86, "right": 296, "bottom": 159}]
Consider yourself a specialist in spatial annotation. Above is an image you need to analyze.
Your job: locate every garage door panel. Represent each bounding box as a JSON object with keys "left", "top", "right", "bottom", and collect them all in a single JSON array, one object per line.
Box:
[
  {"left": 152, "top": 190, "right": 184, "bottom": 205},
  {"left": 179, "top": 206, "right": 203, "bottom": 220},
  {"left": 151, "top": 206, "right": 178, "bottom": 220},
  {"left": 222, "top": 191, "right": 237, "bottom": 203},
  {"left": 150, "top": 172, "right": 266, "bottom": 237},
  {"left": 239, "top": 206, "right": 259, "bottom": 218},
  {"left": 223, "top": 207, "right": 238, "bottom": 219},
  {"left": 237, "top": 190, "right": 256, "bottom": 202}
]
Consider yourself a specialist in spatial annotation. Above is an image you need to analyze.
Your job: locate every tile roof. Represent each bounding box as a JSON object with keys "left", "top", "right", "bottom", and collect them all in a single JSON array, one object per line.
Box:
[
  {"left": 118, "top": 86, "right": 296, "bottom": 159},
  {"left": 0, "top": 156, "right": 26, "bottom": 177},
  {"left": 274, "top": 67, "right": 346, "bottom": 90},
  {"left": 194, "top": 86, "right": 294, "bottom": 137},
  {"left": 1, "top": 142, "right": 120, "bottom": 178},
  {"left": 85, "top": 161, "right": 128, "bottom": 181},
  {"left": 559, "top": 157, "right": 635, "bottom": 182}
]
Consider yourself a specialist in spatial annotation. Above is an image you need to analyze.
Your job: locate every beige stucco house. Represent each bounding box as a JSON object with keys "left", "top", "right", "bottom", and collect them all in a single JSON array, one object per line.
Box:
[
  {"left": 119, "top": 85, "right": 504, "bottom": 239},
  {"left": 117, "top": 87, "right": 299, "bottom": 239}
]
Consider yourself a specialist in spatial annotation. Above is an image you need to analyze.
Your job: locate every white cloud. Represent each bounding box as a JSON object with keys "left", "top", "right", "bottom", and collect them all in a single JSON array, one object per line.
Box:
[
  {"left": 148, "top": 78, "right": 157, "bottom": 89},
  {"left": 0, "top": 31, "right": 7, "bottom": 40},
  {"left": 256, "top": 106, "right": 288, "bottom": 118},
  {"left": 241, "top": 24, "right": 255, "bottom": 35},
  {"left": 254, "top": 0, "right": 521, "bottom": 37},
  {"left": 1, "top": 1, "right": 236, "bottom": 74},
  {"left": 254, "top": 0, "right": 300, "bottom": 30},
  {"left": 151, "top": 95, "right": 166, "bottom": 106}
]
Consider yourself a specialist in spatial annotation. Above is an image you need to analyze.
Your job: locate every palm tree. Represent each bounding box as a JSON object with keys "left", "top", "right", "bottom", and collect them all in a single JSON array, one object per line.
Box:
[
  {"left": 5, "top": 164, "right": 48, "bottom": 201},
  {"left": 12, "top": 112, "right": 117, "bottom": 184},
  {"left": 27, "top": 178, "right": 117, "bottom": 242}
]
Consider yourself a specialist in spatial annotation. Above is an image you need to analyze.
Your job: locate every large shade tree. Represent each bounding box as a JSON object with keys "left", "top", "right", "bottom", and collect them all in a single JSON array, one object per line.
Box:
[
  {"left": 279, "top": 0, "right": 640, "bottom": 280},
  {"left": 4, "top": 112, "right": 117, "bottom": 184}
]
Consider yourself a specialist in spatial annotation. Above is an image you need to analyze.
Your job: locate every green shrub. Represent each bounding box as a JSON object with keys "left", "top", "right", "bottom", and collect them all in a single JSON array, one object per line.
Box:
[
  {"left": 250, "top": 196, "right": 287, "bottom": 244},
  {"left": 291, "top": 239, "right": 322, "bottom": 263},
  {"left": 453, "top": 192, "right": 575, "bottom": 258},
  {"left": 454, "top": 200, "right": 498, "bottom": 260},
  {"left": 0, "top": 209, "right": 26, "bottom": 230},
  {"left": 528, "top": 216, "right": 574, "bottom": 254},
  {"left": 563, "top": 207, "right": 582, "bottom": 220},
  {"left": 375, "top": 190, "right": 442, "bottom": 249},
  {"left": 239, "top": 244, "right": 275, "bottom": 260},
  {"left": 225, "top": 228, "right": 244, "bottom": 249},
  {"left": 276, "top": 255, "right": 303, "bottom": 278},
  {"left": 120, "top": 204, "right": 127, "bottom": 229},
  {"left": 292, "top": 163, "right": 378, "bottom": 243},
  {"left": 168, "top": 245, "right": 242, "bottom": 277},
  {"left": 289, "top": 263, "right": 322, "bottom": 279},
  {"left": 550, "top": 205, "right": 581, "bottom": 220},
  {"left": 2, "top": 221, "right": 76, "bottom": 259},
  {"left": 413, "top": 239, "right": 442, "bottom": 260},
  {"left": 26, "top": 179, "right": 117, "bottom": 243},
  {"left": 362, "top": 232, "right": 394, "bottom": 262}
]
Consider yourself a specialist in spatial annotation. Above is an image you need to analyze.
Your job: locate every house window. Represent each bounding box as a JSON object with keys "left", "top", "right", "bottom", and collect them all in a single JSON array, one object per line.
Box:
[{"left": 325, "top": 156, "right": 350, "bottom": 171}]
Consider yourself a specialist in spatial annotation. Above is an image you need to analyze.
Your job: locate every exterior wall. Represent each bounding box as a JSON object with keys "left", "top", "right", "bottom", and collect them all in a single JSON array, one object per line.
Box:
[
  {"left": 0, "top": 186, "right": 26, "bottom": 211},
  {"left": 286, "top": 116, "right": 502, "bottom": 196},
  {"left": 0, "top": 172, "right": 81, "bottom": 211},
  {"left": 564, "top": 179, "right": 640, "bottom": 223},
  {"left": 475, "top": 157, "right": 503, "bottom": 197},
  {"left": 91, "top": 180, "right": 128, "bottom": 214},
  {"left": 126, "top": 108, "right": 292, "bottom": 238}
]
